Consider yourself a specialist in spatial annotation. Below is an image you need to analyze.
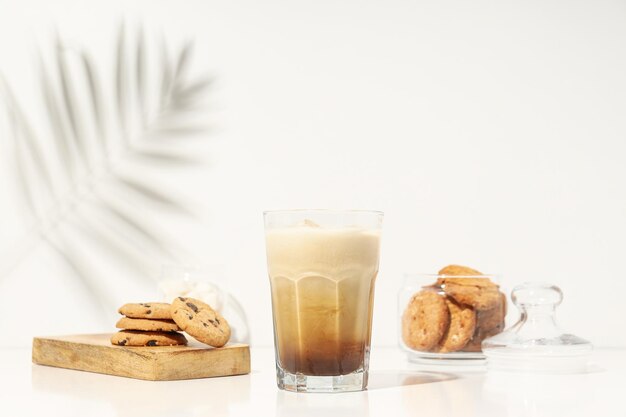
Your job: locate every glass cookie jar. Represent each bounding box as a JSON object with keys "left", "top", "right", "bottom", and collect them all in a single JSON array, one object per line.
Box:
[{"left": 398, "top": 273, "right": 507, "bottom": 362}]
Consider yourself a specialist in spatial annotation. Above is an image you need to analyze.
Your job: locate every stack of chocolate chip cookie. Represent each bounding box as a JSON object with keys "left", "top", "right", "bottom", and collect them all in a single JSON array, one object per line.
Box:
[
  {"left": 112, "top": 302, "right": 188, "bottom": 347},
  {"left": 402, "top": 265, "right": 506, "bottom": 353},
  {"left": 111, "top": 297, "right": 231, "bottom": 348}
]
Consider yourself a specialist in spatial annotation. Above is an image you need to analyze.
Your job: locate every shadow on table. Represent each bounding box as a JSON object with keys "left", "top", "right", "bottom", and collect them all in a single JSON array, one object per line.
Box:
[
  {"left": 274, "top": 371, "right": 458, "bottom": 417},
  {"left": 367, "top": 370, "right": 457, "bottom": 390}
]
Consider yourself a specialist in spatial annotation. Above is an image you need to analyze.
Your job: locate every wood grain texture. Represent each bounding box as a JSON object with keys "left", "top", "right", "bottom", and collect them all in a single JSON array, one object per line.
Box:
[{"left": 32, "top": 334, "right": 250, "bottom": 381}]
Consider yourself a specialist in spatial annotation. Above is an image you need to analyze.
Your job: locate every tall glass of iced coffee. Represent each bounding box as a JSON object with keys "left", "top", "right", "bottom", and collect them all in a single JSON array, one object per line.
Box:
[{"left": 264, "top": 210, "right": 383, "bottom": 392}]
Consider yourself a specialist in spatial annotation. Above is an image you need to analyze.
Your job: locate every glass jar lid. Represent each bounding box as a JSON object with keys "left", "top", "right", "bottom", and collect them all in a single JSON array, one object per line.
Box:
[{"left": 482, "top": 282, "right": 592, "bottom": 373}]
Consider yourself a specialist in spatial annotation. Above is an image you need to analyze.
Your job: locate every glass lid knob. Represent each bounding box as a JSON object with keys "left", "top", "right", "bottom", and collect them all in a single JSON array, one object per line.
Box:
[{"left": 512, "top": 282, "right": 563, "bottom": 307}]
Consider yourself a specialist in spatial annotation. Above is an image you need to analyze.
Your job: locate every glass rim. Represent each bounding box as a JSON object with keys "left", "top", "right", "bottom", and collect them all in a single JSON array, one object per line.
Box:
[{"left": 263, "top": 209, "right": 384, "bottom": 216}]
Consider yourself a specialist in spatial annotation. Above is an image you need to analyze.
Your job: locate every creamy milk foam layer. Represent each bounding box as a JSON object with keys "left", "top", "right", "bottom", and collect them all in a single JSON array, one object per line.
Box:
[{"left": 266, "top": 224, "right": 381, "bottom": 376}]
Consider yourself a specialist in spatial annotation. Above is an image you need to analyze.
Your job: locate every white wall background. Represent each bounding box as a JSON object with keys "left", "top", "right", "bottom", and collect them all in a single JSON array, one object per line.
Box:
[{"left": 0, "top": 0, "right": 625, "bottom": 347}]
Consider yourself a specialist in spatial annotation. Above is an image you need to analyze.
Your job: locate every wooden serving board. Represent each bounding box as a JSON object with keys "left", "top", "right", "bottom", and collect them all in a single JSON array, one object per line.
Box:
[{"left": 32, "top": 334, "right": 250, "bottom": 381}]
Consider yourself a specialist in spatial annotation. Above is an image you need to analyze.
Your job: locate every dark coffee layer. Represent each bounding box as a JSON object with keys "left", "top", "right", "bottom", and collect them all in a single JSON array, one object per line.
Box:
[{"left": 278, "top": 340, "right": 367, "bottom": 376}]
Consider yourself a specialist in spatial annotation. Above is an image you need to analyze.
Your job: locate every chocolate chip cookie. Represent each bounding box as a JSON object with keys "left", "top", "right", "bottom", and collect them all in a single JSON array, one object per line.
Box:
[
  {"left": 116, "top": 317, "right": 181, "bottom": 332},
  {"left": 436, "top": 297, "right": 477, "bottom": 353},
  {"left": 110, "top": 330, "right": 187, "bottom": 346},
  {"left": 118, "top": 302, "right": 172, "bottom": 319},
  {"left": 402, "top": 290, "right": 450, "bottom": 352},
  {"left": 170, "top": 297, "right": 231, "bottom": 347}
]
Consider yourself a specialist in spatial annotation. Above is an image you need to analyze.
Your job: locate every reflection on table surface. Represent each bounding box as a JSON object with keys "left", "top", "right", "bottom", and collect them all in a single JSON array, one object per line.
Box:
[
  {"left": 32, "top": 362, "right": 251, "bottom": 417},
  {"left": 0, "top": 347, "right": 622, "bottom": 417}
]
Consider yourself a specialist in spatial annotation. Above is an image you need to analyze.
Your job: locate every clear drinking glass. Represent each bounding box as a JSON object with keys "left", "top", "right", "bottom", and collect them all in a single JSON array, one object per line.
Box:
[{"left": 264, "top": 210, "right": 383, "bottom": 392}]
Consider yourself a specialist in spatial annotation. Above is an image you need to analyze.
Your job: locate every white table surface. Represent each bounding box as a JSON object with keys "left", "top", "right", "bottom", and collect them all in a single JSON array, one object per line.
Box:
[{"left": 0, "top": 345, "right": 623, "bottom": 417}]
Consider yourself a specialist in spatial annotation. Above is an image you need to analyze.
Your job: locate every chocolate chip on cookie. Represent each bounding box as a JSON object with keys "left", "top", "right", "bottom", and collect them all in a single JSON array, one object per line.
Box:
[
  {"left": 116, "top": 317, "right": 181, "bottom": 332},
  {"left": 170, "top": 297, "right": 231, "bottom": 347},
  {"left": 118, "top": 302, "right": 172, "bottom": 320},
  {"left": 435, "top": 297, "right": 477, "bottom": 353},
  {"left": 110, "top": 330, "right": 187, "bottom": 346},
  {"left": 402, "top": 290, "right": 450, "bottom": 352}
]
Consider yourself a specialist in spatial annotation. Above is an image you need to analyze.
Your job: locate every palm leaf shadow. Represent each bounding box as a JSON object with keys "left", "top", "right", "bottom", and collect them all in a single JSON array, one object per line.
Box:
[{"left": 0, "top": 23, "right": 213, "bottom": 314}]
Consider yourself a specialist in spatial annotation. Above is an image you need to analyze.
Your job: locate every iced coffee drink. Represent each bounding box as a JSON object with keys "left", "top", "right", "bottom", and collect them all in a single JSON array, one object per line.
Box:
[{"left": 264, "top": 210, "right": 383, "bottom": 393}]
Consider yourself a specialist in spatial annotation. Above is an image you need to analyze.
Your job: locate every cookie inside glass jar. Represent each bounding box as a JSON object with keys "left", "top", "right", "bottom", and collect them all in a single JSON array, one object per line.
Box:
[{"left": 401, "top": 265, "right": 506, "bottom": 354}]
